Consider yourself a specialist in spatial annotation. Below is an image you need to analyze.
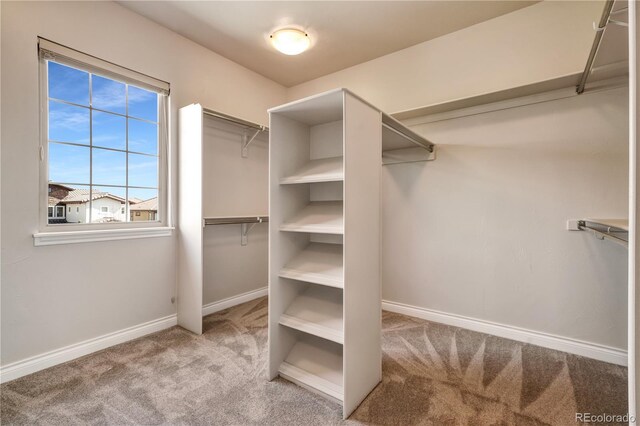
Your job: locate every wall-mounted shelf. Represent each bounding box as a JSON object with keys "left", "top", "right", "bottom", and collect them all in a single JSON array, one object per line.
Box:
[
  {"left": 280, "top": 201, "right": 344, "bottom": 234},
  {"left": 279, "top": 243, "right": 343, "bottom": 288},
  {"left": 204, "top": 215, "right": 268, "bottom": 226},
  {"left": 392, "top": 2, "right": 628, "bottom": 123},
  {"left": 578, "top": 218, "right": 629, "bottom": 247}
]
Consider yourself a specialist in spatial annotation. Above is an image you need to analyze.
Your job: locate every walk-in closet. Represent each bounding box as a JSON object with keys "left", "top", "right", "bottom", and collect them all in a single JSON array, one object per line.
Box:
[{"left": 1, "top": 1, "right": 638, "bottom": 424}]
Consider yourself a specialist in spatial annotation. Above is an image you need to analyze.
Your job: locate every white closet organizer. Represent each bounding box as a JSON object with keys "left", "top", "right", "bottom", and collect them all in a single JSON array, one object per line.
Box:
[
  {"left": 268, "top": 89, "right": 434, "bottom": 418},
  {"left": 178, "top": 104, "right": 268, "bottom": 334}
]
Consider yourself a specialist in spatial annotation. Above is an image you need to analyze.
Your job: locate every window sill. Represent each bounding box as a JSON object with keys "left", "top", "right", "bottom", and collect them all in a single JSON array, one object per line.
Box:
[{"left": 33, "top": 226, "right": 174, "bottom": 246}]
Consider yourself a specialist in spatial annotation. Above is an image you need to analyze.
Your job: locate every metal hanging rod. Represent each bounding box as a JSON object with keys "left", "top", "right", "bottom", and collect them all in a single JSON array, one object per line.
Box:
[
  {"left": 576, "top": 0, "right": 618, "bottom": 94},
  {"left": 205, "top": 216, "right": 268, "bottom": 245},
  {"left": 204, "top": 216, "right": 268, "bottom": 226},
  {"left": 578, "top": 220, "right": 629, "bottom": 248},
  {"left": 202, "top": 108, "right": 268, "bottom": 132}
]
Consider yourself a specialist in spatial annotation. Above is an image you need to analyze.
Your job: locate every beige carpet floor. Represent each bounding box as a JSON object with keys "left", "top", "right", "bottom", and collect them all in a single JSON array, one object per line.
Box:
[{"left": 1, "top": 297, "right": 628, "bottom": 425}]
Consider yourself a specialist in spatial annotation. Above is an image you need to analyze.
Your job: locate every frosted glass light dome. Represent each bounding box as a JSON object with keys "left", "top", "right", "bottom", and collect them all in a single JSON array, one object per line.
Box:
[{"left": 270, "top": 29, "right": 310, "bottom": 55}]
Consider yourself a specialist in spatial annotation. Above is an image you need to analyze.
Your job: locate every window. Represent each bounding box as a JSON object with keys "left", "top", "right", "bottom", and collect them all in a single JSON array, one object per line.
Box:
[
  {"left": 39, "top": 38, "right": 169, "bottom": 229},
  {"left": 48, "top": 206, "right": 65, "bottom": 219}
]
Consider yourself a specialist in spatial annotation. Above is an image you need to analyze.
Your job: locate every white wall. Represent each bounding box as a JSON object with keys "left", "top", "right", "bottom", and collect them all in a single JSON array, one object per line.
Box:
[
  {"left": 384, "top": 87, "right": 628, "bottom": 349},
  {"left": 65, "top": 204, "right": 83, "bottom": 224},
  {"left": 285, "top": 1, "right": 629, "bottom": 350},
  {"left": 90, "top": 198, "right": 124, "bottom": 223},
  {"left": 287, "top": 1, "right": 603, "bottom": 114},
  {"left": 0, "top": 1, "right": 286, "bottom": 366}
]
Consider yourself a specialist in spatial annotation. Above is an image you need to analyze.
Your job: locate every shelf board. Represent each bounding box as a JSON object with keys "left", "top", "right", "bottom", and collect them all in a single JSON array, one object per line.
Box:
[
  {"left": 280, "top": 286, "right": 343, "bottom": 343},
  {"left": 279, "top": 337, "right": 343, "bottom": 402},
  {"left": 279, "top": 243, "right": 343, "bottom": 288},
  {"left": 280, "top": 157, "right": 344, "bottom": 185},
  {"left": 280, "top": 201, "right": 343, "bottom": 234},
  {"left": 584, "top": 218, "right": 629, "bottom": 232}
]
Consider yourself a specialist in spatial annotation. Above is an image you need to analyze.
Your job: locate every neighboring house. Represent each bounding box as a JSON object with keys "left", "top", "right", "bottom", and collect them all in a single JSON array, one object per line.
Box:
[
  {"left": 48, "top": 186, "right": 136, "bottom": 224},
  {"left": 63, "top": 189, "right": 129, "bottom": 223},
  {"left": 47, "top": 183, "right": 74, "bottom": 223},
  {"left": 130, "top": 197, "right": 158, "bottom": 221}
]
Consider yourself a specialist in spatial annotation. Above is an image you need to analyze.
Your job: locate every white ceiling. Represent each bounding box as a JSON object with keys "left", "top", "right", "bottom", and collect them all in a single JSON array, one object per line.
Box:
[{"left": 118, "top": 1, "right": 538, "bottom": 87}]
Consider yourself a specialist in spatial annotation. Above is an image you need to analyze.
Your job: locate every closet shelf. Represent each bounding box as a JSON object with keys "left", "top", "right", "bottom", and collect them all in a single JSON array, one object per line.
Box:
[
  {"left": 280, "top": 286, "right": 343, "bottom": 343},
  {"left": 279, "top": 243, "right": 344, "bottom": 288},
  {"left": 584, "top": 218, "right": 629, "bottom": 231},
  {"left": 578, "top": 218, "right": 629, "bottom": 248},
  {"left": 280, "top": 201, "right": 343, "bottom": 234},
  {"left": 279, "top": 339, "right": 344, "bottom": 402},
  {"left": 280, "top": 157, "right": 344, "bottom": 184}
]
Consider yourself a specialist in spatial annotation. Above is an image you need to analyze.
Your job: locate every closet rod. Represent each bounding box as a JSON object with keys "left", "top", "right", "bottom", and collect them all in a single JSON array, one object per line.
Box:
[
  {"left": 204, "top": 216, "right": 269, "bottom": 226},
  {"left": 202, "top": 108, "right": 268, "bottom": 132},
  {"left": 382, "top": 122, "right": 434, "bottom": 152},
  {"left": 576, "top": 0, "right": 616, "bottom": 94}
]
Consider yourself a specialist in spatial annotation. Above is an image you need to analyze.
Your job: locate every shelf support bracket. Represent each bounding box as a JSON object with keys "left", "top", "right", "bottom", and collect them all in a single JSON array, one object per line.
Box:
[
  {"left": 241, "top": 127, "right": 266, "bottom": 158},
  {"left": 240, "top": 217, "right": 264, "bottom": 245}
]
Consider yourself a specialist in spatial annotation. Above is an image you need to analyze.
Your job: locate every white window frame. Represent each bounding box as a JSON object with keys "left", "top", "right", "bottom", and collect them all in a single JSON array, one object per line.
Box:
[{"left": 34, "top": 38, "right": 173, "bottom": 246}]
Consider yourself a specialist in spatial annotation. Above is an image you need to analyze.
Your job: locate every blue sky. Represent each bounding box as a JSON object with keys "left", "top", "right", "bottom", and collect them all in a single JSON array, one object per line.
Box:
[{"left": 48, "top": 61, "right": 159, "bottom": 201}]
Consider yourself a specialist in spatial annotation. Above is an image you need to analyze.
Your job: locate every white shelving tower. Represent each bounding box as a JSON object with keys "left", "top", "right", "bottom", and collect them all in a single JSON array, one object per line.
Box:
[{"left": 268, "top": 89, "right": 384, "bottom": 419}]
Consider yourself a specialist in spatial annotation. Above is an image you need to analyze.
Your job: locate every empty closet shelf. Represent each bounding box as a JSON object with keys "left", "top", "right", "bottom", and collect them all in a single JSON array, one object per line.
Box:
[
  {"left": 583, "top": 218, "right": 629, "bottom": 231},
  {"left": 280, "top": 286, "right": 343, "bottom": 343},
  {"left": 279, "top": 243, "right": 344, "bottom": 288},
  {"left": 578, "top": 218, "right": 629, "bottom": 247},
  {"left": 280, "top": 202, "right": 343, "bottom": 234},
  {"left": 279, "top": 338, "right": 343, "bottom": 402},
  {"left": 280, "top": 157, "right": 344, "bottom": 184}
]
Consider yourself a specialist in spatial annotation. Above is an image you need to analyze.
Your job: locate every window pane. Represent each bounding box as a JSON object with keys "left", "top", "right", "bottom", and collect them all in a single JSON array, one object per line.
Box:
[
  {"left": 92, "top": 75, "right": 126, "bottom": 114},
  {"left": 49, "top": 101, "right": 90, "bottom": 144},
  {"left": 48, "top": 62, "right": 89, "bottom": 106},
  {"left": 93, "top": 111, "right": 125, "bottom": 150},
  {"left": 91, "top": 186, "right": 127, "bottom": 223},
  {"left": 128, "top": 119, "right": 158, "bottom": 155},
  {"left": 49, "top": 143, "right": 90, "bottom": 184},
  {"left": 92, "top": 148, "right": 126, "bottom": 186},
  {"left": 128, "top": 86, "right": 157, "bottom": 122},
  {"left": 129, "top": 188, "right": 158, "bottom": 222},
  {"left": 128, "top": 153, "right": 158, "bottom": 188}
]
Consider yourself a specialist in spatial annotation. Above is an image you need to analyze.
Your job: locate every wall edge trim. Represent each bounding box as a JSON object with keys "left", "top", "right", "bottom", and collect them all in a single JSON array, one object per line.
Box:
[
  {"left": 382, "top": 299, "right": 627, "bottom": 366},
  {"left": 0, "top": 314, "right": 178, "bottom": 384},
  {"left": 202, "top": 286, "right": 268, "bottom": 317}
]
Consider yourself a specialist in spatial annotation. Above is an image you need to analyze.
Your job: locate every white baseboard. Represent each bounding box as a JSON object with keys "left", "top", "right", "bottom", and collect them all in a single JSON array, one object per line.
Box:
[
  {"left": 0, "top": 314, "right": 177, "bottom": 384},
  {"left": 382, "top": 300, "right": 627, "bottom": 366},
  {"left": 202, "top": 286, "right": 268, "bottom": 317},
  {"left": 0, "top": 287, "right": 268, "bottom": 384}
]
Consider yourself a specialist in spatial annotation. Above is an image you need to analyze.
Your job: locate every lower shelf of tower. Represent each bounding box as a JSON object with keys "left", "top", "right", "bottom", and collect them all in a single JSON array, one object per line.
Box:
[{"left": 278, "top": 335, "right": 344, "bottom": 404}]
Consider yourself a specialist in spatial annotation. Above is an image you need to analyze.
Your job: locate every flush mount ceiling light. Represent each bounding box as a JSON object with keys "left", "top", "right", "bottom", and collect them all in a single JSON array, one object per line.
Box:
[{"left": 270, "top": 28, "right": 310, "bottom": 55}]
